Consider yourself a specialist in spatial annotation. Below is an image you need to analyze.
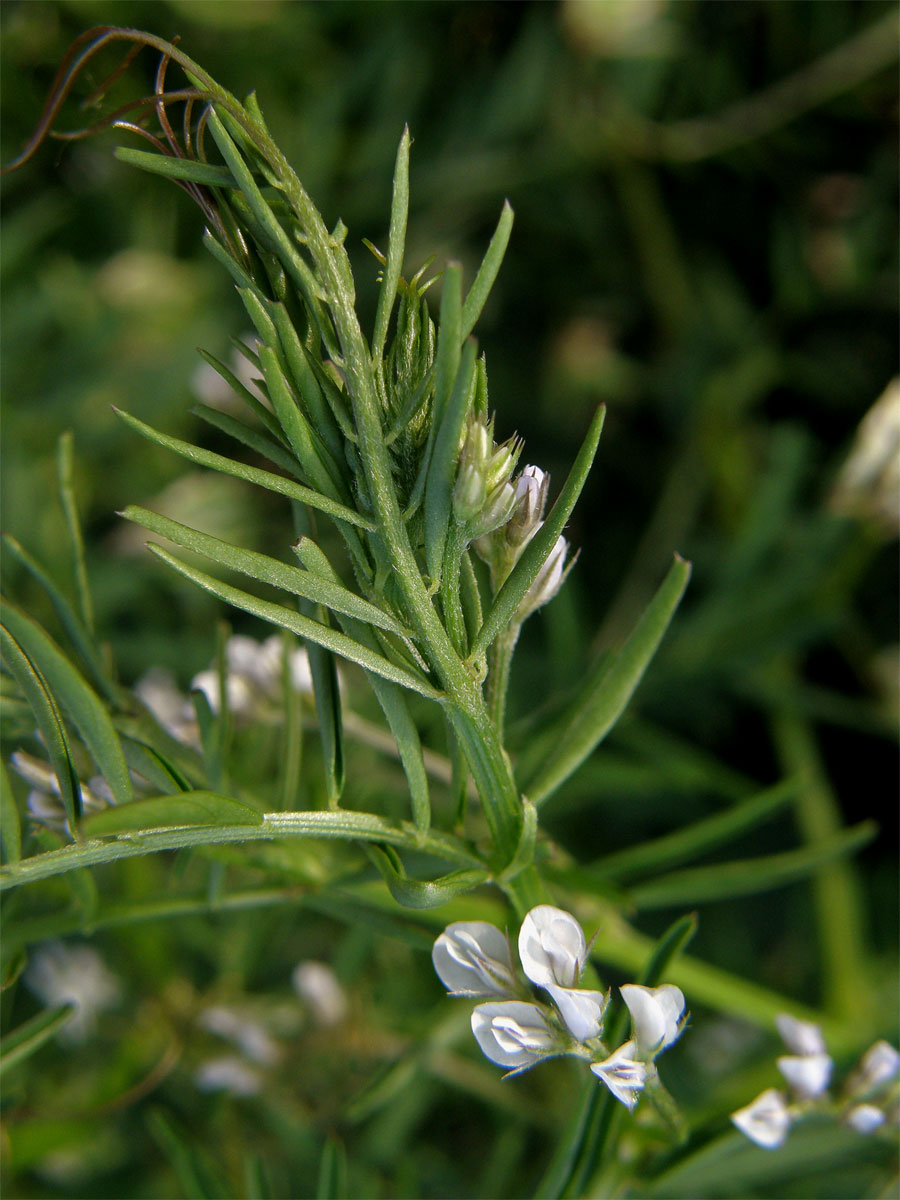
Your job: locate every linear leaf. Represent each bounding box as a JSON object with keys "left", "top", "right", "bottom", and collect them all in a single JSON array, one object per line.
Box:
[
  {"left": 267, "top": 300, "right": 344, "bottom": 458},
  {"left": 0, "top": 625, "right": 81, "bottom": 825},
  {"left": 0, "top": 1005, "right": 75, "bottom": 1076},
  {"left": 195, "top": 345, "right": 282, "bottom": 439},
  {"left": 192, "top": 404, "right": 299, "bottom": 475},
  {"left": 83, "top": 791, "right": 263, "bottom": 835},
  {"left": 424, "top": 336, "right": 477, "bottom": 584},
  {"left": 628, "top": 821, "right": 877, "bottom": 909},
  {"left": 368, "top": 846, "right": 488, "bottom": 909},
  {"left": 2, "top": 602, "right": 133, "bottom": 807},
  {"left": 522, "top": 552, "right": 690, "bottom": 804},
  {"left": 145, "top": 545, "right": 443, "bottom": 699},
  {"left": 460, "top": 200, "right": 514, "bottom": 340},
  {"left": 115, "top": 146, "right": 236, "bottom": 187},
  {"left": 372, "top": 126, "right": 411, "bottom": 359},
  {"left": 114, "top": 407, "right": 374, "bottom": 531},
  {"left": 316, "top": 1137, "right": 348, "bottom": 1200},
  {"left": 471, "top": 405, "right": 606, "bottom": 661},
  {"left": 593, "top": 777, "right": 800, "bottom": 882},
  {"left": 0, "top": 534, "right": 112, "bottom": 700},
  {"left": 121, "top": 506, "right": 405, "bottom": 636},
  {"left": 0, "top": 758, "right": 21, "bottom": 864}
]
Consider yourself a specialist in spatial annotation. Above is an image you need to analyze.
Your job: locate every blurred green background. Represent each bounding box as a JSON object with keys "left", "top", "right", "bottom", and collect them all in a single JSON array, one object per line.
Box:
[{"left": 1, "top": 2, "right": 897, "bottom": 1197}]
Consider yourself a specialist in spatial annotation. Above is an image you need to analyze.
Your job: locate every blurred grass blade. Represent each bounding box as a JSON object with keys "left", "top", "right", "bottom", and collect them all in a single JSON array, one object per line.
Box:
[
  {"left": 0, "top": 758, "right": 21, "bottom": 864},
  {"left": 244, "top": 1153, "right": 272, "bottom": 1200},
  {"left": 308, "top": 638, "right": 345, "bottom": 808},
  {"left": 629, "top": 821, "right": 877, "bottom": 910},
  {"left": 0, "top": 1004, "right": 75, "bottom": 1077},
  {"left": 521, "top": 552, "right": 690, "bottom": 804},
  {"left": 594, "top": 777, "right": 800, "bottom": 882},
  {"left": 0, "top": 534, "right": 113, "bottom": 700},
  {"left": 497, "top": 798, "right": 537, "bottom": 883},
  {"left": 114, "top": 146, "right": 236, "bottom": 187},
  {"left": 372, "top": 125, "right": 411, "bottom": 359},
  {"left": 367, "top": 846, "right": 488, "bottom": 909},
  {"left": 2, "top": 602, "right": 133, "bottom": 807},
  {"left": 145, "top": 544, "right": 443, "bottom": 698},
  {"left": 114, "top": 407, "right": 375, "bottom": 531},
  {"left": 57, "top": 432, "right": 94, "bottom": 635},
  {"left": 191, "top": 686, "right": 225, "bottom": 793},
  {"left": 0, "top": 624, "right": 82, "bottom": 825},
  {"left": 83, "top": 791, "right": 264, "bottom": 835},
  {"left": 147, "top": 1108, "right": 225, "bottom": 1200},
  {"left": 122, "top": 506, "right": 406, "bottom": 635},
  {"left": 316, "top": 1136, "right": 348, "bottom": 1200},
  {"left": 425, "top": 336, "right": 477, "bottom": 584},
  {"left": 472, "top": 405, "right": 606, "bottom": 661},
  {"left": 461, "top": 199, "right": 514, "bottom": 340}
]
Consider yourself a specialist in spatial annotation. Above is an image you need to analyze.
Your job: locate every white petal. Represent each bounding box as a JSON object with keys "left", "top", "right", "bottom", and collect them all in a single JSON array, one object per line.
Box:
[
  {"left": 845, "top": 1103, "right": 886, "bottom": 1134},
  {"left": 590, "top": 1039, "right": 646, "bottom": 1110},
  {"left": 620, "top": 984, "right": 685, "bottom": 1058},
  {"left": 518, "top": 905, "right": 586, "bottom": 989},
  {"left": 471, "top": 1001, "right": 557, "bottom": 1069},
  {"left": 547, "top": 983, "right": 607, "bottom": 1043},
  {"left": 777, "top": 1053, "right": 833, "bottom": 1099},
  {"left": 775, "top": 1013, "right": 826, "bottom": 1057},
  {"left": 731, "top": 1089, "right": 792, "bottom": 1149},
  {"left": 433, "top": 922, "right": 516, "bottom": 997}
]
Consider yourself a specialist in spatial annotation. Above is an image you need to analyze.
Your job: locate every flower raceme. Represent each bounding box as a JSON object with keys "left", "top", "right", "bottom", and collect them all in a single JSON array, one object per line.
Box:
[
  {"left": 432, "top": 905, "right": 687, "bottom": 1105},
  {"left": 731, "top": 1016, "right": 900, "bottom": 1149}
]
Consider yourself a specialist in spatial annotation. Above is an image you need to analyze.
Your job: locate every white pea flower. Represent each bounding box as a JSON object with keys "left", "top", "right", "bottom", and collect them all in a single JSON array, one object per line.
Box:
[
  {"left": 845, "top": 1103, "right": 886, "bottom": 1134},
  {"left": 433, "top": 921, "right": 517, "bottom": 998},
  {"left": 515, "top": 533, "right": 571, "bottom": 620},
  {"left": 620, "top": 983, "right": 686, "bottom": 1059},
  {"left": 731, "top": 1088, "right": 793, "bottom": 1149},
  {"left": 25, "top": 942, "right": 120, "bottom": 1043},
  {"left": 775, "top": 1013, "right": 827, "bottom": 1057},
  {"left": 777, "top": 1052, "right": 832, "bottom": 1099},
  {"left": 590, "top": 1040, "right": 647, "bottom": 1110},
  {"left": 471, "top": 1001, "right": 558, "bottom": 1070},
  {"left": 507, "top": 465, "right": 549, "bottom": 547},
  {"left": 518, "top": 905, "right": 588, "bottom": 990},
  {"left": 198, "top": 1005, "right": 280, "bottom": 1066},
  {"left": 851, "top": 1040, "right": 900, "bottom": 1095},
  {"left": 292, "top": 961, "right": 348, "bottom": 1027},
  {"left": 194, "top": 1056, "right": 262, "bottom": 1097},
  {"left": 546, "top": 983, "right": 608, "bottom": 1043}
]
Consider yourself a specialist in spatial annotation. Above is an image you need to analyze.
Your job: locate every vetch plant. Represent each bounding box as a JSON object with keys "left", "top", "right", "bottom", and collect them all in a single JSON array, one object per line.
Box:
[{"left": 1, "top": 22, "right": 893, "bottom": 1200}]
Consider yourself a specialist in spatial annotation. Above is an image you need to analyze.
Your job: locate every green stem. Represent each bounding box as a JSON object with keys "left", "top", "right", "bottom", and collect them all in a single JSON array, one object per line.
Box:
[
  {"left": 486, "top": 624, "right": 521, "bottom": 736},
  {"left": 441, "top": 521, "right": 469, "bottom": 654}
]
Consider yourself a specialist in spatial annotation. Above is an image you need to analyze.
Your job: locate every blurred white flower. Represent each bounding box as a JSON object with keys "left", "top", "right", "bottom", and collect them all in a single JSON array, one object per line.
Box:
[
  {"left": 776, "top": 1052, "right": 832, "bottom": 1099},
  {"left": 471, "top": 1001, "right": 559, "bottom": 1071},
  {"left": 775, "top": 1013, "right": 826, "bottom": 1057},
  {"left": 830, "top": 378, "right": 900, "bottom": 535},
  {"left": 198, "top": 1005, "right": 280, "bottom": 1065},
  {"left": 731, "top": 1088, "right": 792, "bottom": 1149},
  {"left": 850, "top": 1040, "right": 900, "bottom": 1095},
  {"left": 620, "top": 984, "right": 686, "bottom": 1059},
  {"left": 190, "top": 634, "right": 313, "bottom": 718},
  {"left": 590, "top": 1040, "right": 647, "bottom": 1110},
  {"left": 134, "top": 666, "right": 196, "bottom": 743},
  {"left": 25, "top": 942, "right": 120, "bottom": 1043},
  {"left": 194, "top": 1056, "right": 262, "bottom": 1097},
  {"left": 845, "top": 1103, "right": 886, "bottom": 1135},
  {"left": 292, "top": 961, "right": 348, "bottom": 1027},
  {"left": 432, "top": 922, "right": 517, "bottom": 998},
  {"left": 11, "top": 750, "right": 110, "bottom": 836}
]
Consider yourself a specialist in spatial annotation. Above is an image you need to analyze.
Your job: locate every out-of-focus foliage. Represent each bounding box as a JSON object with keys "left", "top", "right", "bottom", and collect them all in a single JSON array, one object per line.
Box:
[{"left": 1, "top": 2, "right": 897, "bottom": 1197}]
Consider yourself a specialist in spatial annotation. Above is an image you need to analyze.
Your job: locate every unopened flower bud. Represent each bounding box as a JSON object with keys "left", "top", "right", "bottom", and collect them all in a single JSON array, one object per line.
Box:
[
  {"left": 453, "top": 463, "right": 488, "bottom": 522},
  {"left": 485, "top": 436, "right": 521, "bottom": 493},
  {"left": 507, "top": 465, "right": 549, "bottom": 547},
  {"left": 731, "top": 1089, "right": 792, "bottom": 1149},
  {"left": 515, "top": 533, "right": 570, "bottom": 620},
  {"left": 469, "top": 481, "right": 518, "bottom": 539}
]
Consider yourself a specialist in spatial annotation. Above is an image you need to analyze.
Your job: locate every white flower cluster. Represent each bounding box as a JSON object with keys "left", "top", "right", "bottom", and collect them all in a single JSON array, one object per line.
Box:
[
  {"left": 731, "top": 1014, "right": 899, "bottom": 1149},
  {"left": 433, "top": 904, "right": 686, "bottom": 1109},
  {"left": 135, "top": 633, "right": 314, "bottom": 741}
]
